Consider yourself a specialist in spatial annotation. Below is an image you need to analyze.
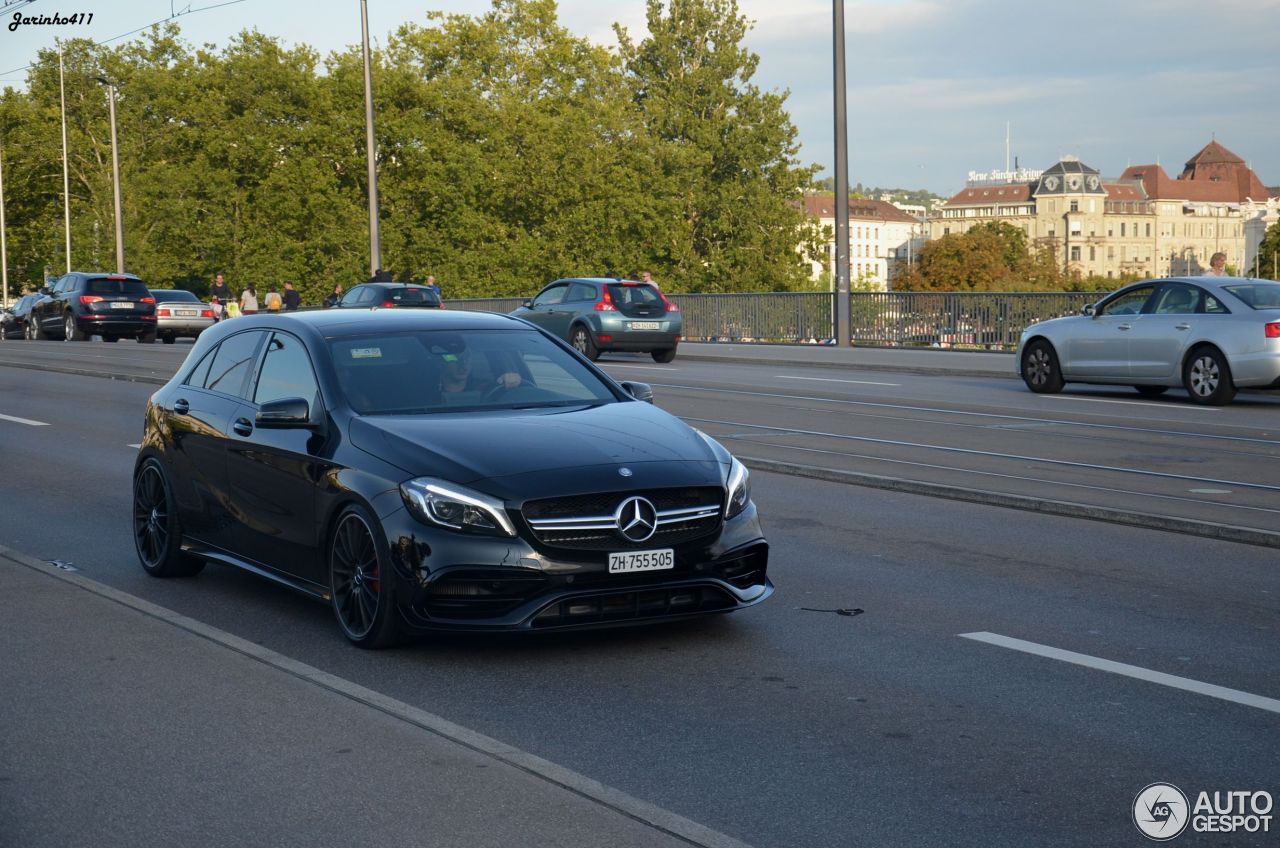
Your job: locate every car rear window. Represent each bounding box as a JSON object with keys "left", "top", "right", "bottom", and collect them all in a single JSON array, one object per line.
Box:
[
  {"left": 149, "top": 289, "right": 200, "bottom": 302},
  {"left": 1223, "top": 284, "right": 1280, "bottom": 310},
  {"left": 606, "top": 282, "right": 662, "bottom": 306},
  {"left": 388, "top": 287, "right": 440, "bottom": 306},
  {"left": 87, "top": 277, "right": 149, "bottom": 296}
]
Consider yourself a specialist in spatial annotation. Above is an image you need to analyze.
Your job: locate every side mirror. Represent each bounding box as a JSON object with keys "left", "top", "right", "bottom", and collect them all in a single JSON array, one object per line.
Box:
[
  {"left": 1081, "top": 304, "right": 1096, "bottom": 317},
  {"left": 256, "top": 396, "right": 315, "bottom": 429},
  {"left": 522, "top": 300, "right": 533, "bottom": 309},
  {"left": 619, "top": 381, "right": 654, "bottom": 404}
]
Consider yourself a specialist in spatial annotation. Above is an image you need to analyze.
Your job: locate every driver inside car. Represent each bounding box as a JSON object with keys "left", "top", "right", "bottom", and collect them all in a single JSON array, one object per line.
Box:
[{"left": 440, "top": 347, "right": 522, "bottom": 396}]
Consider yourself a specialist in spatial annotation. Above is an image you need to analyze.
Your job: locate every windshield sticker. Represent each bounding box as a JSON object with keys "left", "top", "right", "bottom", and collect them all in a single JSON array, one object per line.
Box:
[{"left": 350, "top": 347, "right": 382, "bottom": 359}]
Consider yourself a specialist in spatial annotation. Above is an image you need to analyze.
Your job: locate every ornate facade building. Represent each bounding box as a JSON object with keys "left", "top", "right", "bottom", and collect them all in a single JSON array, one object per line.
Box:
[{"left": 930, "top": 141, "right": 1278, "bottom": 279}]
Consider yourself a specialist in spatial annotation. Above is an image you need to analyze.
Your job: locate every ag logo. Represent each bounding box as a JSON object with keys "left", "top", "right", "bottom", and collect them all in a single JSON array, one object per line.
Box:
[{"left": 1133, "top": 783, "right": 1189, "bottom": 841}]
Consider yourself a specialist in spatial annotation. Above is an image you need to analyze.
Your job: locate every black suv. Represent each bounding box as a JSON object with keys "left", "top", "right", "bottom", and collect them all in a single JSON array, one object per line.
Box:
[
  {"left": 336, "top": 283, "right": 442, "bottom": 309},
  {"left": 29, "top": 272, "right": 158, "bottom": 342}
]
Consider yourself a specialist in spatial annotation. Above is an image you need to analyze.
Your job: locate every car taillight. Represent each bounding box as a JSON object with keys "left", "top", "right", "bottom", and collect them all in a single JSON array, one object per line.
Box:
[
  {"left": 200, "top": 309, "right": 215, "bottom": 318},
  {"left": 1267, "top": 322, "right": 1280, "bottom": 338},
  {"left": 157, "top": 308, "right": 171, "bottom": 317},
  {"left": 79, "top": 295, "right": 104, "bottom": 305},
  {"left": 382, "top": 300, "right": 396, "bottom": 308},
  {"left": 594, "top": 289, "right": 616, "bottom": 312},
  {"left": 140, "top": 296, "right": 156, "bottom": 304}
]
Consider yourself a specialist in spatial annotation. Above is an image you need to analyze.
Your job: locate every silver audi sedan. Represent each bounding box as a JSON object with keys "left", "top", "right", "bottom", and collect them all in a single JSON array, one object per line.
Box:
[{"left": 1017, "top": 276, "right": 1280, "bottom": 405}]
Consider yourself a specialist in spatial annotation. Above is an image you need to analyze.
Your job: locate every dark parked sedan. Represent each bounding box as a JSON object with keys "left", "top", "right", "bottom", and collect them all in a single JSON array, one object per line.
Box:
[
  {"left": 511, "top": 277, "right": 682, "bottom": 362},
  {"left": 2, "top": 294, "right": 41, "bottom": 340},
  {"left": 132, "top": 308, "right": 769, "bottom": 647},
  {"left": 336, "top": 282, "right": 442, "bottom": 309}
]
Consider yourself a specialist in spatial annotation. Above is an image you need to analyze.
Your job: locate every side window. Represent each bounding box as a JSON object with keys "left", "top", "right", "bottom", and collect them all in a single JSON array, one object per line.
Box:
[
  {"left": 204, "top": 331, "right": 266, "bottom": 398},
  {"left": 1100, "top": 285, "right": 1155, "bottom": 316},
  {"left": 566, "top": 283, "right": 596, "bottom": 302},
  {"left": 1204, "top": 294, "right": 1229, "bottom": 314},
  {"left": 1152, "top": 284, "right": 1200, "bottom": 315},
  {"left": 254, "top": 332, "right": 321, "bottom": 409},
  {"left": 185, "top": 347, "right": 217, "bottom": 388},
  {"left": 532, "top": 284, "right": 568, "bottom": 306},
  {"left": 340, "top": 287, "right": 365, "bottom": 307}
]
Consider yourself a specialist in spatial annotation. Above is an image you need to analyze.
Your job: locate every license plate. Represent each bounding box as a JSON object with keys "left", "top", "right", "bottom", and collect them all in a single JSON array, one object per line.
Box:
[
  {"left": 608, "top": 548, "right": 674, "bottom": 574},
  {"left": 176, "top": 309, "right": 198, "bottom": 317},
  {"left": 629, "top": 321, "right": 660, "bottom": 330},
  {"left": 111, "top": 301, "right": 134, "bottom": 310}
]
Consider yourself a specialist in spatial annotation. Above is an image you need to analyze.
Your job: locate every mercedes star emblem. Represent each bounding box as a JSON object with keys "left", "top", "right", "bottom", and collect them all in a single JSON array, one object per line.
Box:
[{"left": 615, "top": 496, "right": 658, "bottom": 543}]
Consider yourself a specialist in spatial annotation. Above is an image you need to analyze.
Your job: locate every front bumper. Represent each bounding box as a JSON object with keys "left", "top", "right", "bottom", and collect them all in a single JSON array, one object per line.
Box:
[{"left": 381, "top": 501, "right": 770, "bottom": 631}]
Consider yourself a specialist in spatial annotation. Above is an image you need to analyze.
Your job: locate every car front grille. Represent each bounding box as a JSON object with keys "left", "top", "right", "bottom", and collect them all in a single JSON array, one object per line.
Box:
[
  {"left": 530, "top": 584, "right": 736, "bottom": 628},
  {"left": 522, "top": 487, "right": 723, "bottom": 551},
  {"left": 421, "top": 568, "right": 550, "bottom": 620}
]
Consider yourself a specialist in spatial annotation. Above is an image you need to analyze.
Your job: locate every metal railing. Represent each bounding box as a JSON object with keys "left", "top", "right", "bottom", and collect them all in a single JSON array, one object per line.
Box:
[{"left": 443, "top": 291, "right": 1101, "bottom": 351}]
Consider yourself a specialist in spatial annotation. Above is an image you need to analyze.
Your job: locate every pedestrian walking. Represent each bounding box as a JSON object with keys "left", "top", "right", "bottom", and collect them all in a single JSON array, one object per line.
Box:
[
  {"left": 283, "top": 281, "right": 301, "bottom": 311},
  {"left": 240, "top": 284, "right": 259, "bottom": 315},
  {"left": 425, "top": 275, "right": 441, "bottom": 297},
  {"left": 1205, "top": 252, "right": 1228, "bottom": 276},
  {"left": 324, "top": 284, "right": 344, "bottom": 308},
  {"left": 210, "top": 272, "right": 233, "bottom": 304}
]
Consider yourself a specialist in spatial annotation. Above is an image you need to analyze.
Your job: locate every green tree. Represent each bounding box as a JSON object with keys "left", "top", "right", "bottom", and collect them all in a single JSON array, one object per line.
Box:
[
  {"left": 1256, "top": 220, "right": 1280, "bottom": 280},
  {"left": 615, "top": 0, "right": 819, "bottom": 292}
]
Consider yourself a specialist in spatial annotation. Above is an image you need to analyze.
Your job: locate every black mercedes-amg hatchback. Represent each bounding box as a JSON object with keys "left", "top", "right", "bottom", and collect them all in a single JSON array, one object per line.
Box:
[{"left": 132, "top": 308, "right": 769, "bottom": 647}]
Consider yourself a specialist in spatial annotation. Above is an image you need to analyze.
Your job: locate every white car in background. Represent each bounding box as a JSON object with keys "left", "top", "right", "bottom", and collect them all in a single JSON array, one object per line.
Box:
[
  {"left": 147, "top": 288, "right": 217, "bottom": 344},
  {"left": 1017, "top": 276, "right": 1280, "bottom": 405}
]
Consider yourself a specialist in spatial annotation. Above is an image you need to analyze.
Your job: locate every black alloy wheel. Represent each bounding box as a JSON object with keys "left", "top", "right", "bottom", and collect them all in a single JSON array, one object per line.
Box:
[
  {"left": 132, "top": 459, "right": 204, "bottom": 577},
  {"left": 329, "top": 506, "right": 400, "bottom": 648},
  {"left": 24, "top": 320, "right": 36, "bottom": 340},
  {"left": 1183, "top": 347, "right": 1236, "bottom": 406},
  {"left": 570, "top": 324, "right": 599, "bottom": 361},
  {"left": 64, "top": 313, "right": 88, "bottom": 342},
  {"left": 1133, "top": 385, "right": 1169, "bottom": 397},
  {"left": 1021, "top": 340, "right": 1064, "bottom": 394}
]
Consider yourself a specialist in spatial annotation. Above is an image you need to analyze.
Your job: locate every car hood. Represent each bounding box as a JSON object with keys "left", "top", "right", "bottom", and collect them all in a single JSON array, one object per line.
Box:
[{"left": 348, "top": 401, "right": 722, "bottom": 490}]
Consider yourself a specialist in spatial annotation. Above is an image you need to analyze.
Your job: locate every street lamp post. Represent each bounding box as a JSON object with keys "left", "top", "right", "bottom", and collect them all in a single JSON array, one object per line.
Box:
[
  {"left": 0, "top": 135, "right": 8, "bottom": 307},
  {"left": 832, "top": 0, "right": 851, "bottom": 347},
  {"left": 96, "top": 77, "right": 125, "bottom": 274},
  {"left": 359, "top": 0, "right": 381, "bottom": 276}
]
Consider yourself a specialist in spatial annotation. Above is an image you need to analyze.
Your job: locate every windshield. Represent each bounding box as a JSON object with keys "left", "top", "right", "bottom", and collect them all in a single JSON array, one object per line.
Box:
[
  {"left": 330, "top": 329, "right": 618, "bottom": 415},
  {"left": 1223, "top": 283, "right": 1280, "bottom": 310}
]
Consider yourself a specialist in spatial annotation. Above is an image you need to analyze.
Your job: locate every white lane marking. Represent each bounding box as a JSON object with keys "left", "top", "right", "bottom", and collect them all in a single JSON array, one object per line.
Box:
[
  {"left": 602, "top": 364, "right": 680, "bottom": 371},
  {"left": 1047, "top": 395, "right": 1218, "bottom": 411},
  {"left": 0, "top": 412, "right": 50, "bottom": 426},
  {"left": 127, "top": 443, "right": 142, "bottom": 449},
  {"left": 961, "top": 632, "right": 1280, "bottom": 715},
  {"left": 683, "top": 415, "right": 1280, "bottom": 493},
  {"left": 778, "top": 375, "right": 900, "bottom": 387}
]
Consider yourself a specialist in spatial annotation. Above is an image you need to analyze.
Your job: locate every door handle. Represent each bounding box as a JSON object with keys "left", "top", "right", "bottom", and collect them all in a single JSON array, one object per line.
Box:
[
  {"left": 173, "top": 398, "right": 190, "bottom": 415},
  {"left": 232, "top": 417, "right": 253, "bottom": 437},
  {"left": 1117, "top": 323, "right": 1132, "bottom": 331},
  {"left": 1175, "top": 323, "right": 1191, "bottom": 331}
]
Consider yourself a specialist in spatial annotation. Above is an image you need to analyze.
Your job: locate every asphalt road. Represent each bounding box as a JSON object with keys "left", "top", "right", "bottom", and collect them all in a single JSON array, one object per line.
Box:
[{"left": 1, "top": 343, "right": 1278, "bottom": 846}]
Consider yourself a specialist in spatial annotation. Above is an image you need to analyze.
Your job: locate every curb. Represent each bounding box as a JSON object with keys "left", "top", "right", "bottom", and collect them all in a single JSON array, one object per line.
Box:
[
  {"left": 0, "top": 545, "right": 754, "bottom": 848},
  {"left": 740, "top": 457, "right": 1280, "bottom": 550},
  {"left": 0, "top": 358, "right": 168, "bottom": 385},
  {"left": 673, "top": 348, "right": 1016, "bottom": 380}
]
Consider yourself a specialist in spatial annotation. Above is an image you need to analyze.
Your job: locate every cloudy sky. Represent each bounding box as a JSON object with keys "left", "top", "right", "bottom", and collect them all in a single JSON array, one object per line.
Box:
[{"left": 3, "top": 0, "right": 1278, "bottom": 194}]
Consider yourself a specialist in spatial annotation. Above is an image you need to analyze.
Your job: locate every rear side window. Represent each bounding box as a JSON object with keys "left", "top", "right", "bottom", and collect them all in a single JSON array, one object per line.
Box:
[
  {"left": 606, "top": 283, "right": 662, "bottom": 306},
  {"left": 566, "top": 283, "right": 597, "bottom": 302},
  {"left": 87, "top": 277, "right": 149, "bottom": 296},
  {"left": 1223, "top": 284, "right": 1280, "bottom": 309},
  {"left": 204, "top": 331, "right": 266, "bottom": 398},
  {"left": 388, "top": 287, "right": 440, "bottom": 306}
]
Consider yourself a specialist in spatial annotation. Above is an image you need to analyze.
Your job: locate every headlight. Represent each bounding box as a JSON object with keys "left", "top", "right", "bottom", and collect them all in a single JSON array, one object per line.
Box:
[
  {"left": 400, "top": 477, "right": 516, "bottom": 537},
  {"left": 725, "top": 456, "right": 751, "bottom": 519}
]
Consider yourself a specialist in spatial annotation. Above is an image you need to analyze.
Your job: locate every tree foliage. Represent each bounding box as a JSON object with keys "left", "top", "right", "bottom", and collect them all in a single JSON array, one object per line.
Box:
[
  {"left": 0, "top": 0, "right": 819, "bottom": 303},
  {"left": 1256, "top": 220, "right": 1280, "bottom": 279}
]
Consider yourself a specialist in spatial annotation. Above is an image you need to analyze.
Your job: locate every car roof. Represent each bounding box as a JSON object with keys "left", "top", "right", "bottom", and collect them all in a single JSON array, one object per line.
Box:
[
  {"left": 1149, "top": 276, "right": 1276, "bottom": 290},
  {"left": 228, "top": 307, "right": 525, "bottom": 337}
]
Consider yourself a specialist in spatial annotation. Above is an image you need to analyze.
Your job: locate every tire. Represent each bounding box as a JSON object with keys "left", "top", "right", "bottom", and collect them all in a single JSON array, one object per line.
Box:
[
  {"left": 329, "top": 505, "right": 401, "bottom": 648},
  {"left": 31, "top": 316, "right": 46, "bottom": 340},
  {"left": 651, "top": 347, "right": 677, "bottom": 363},
  {"left": 1183, "top": 347, "right": 1236, "bottom": 406},
  {"left": 24, "top": 320, "right": 36, "bottom": 340},
  {"left": 1133, "top": 385, "right": 1168, "bottom": 397},
  {"left": 132, "top": 458, "right": 205, "bottom": 577},
  {"left": 1021, "top": 339, "right": 1064, "bottom": 394},
  {"left": 102, "top": 335, "right": 119, "bottom": 343},
  {"left": 64, "top": 313, "right": 88, "bottom": 341},
  {"left": 161, "top": 335, "right": 177, "bottom": 344},
  {"left": 570, "top": 324, "right": 599, "bottom": 361},
  {"left": 137, "top": 330, "right": 157, "bottom": 344}
]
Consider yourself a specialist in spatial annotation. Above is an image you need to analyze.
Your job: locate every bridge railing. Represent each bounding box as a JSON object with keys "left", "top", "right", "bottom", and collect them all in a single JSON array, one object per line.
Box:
[{"left": 443, "top": 291, "right": 1101, "bottom": 351}]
